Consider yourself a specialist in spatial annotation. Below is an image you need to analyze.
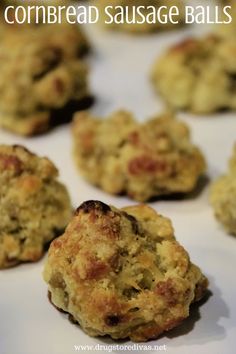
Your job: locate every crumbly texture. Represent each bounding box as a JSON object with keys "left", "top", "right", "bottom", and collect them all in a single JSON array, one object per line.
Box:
[
  {"left": 44, "top": 200, "right": 208, "bottom": 342},
  {"left": 0, "top": 145, "right": 72, "bottom": 268},
  {"left": 72, "top": 110, "right": 206, "bottom": 202},
  {"left": 0, "top": 23, "right": 89, "bottom": 136},
  {"left": 210, "top": 145, "right": 236, "bottom": 235},
  {"left": 95, "top": 0, "right": 184, "bottom": 33},
  {"left": 151, "top": 35, "right": 236, "bottom": 114}
]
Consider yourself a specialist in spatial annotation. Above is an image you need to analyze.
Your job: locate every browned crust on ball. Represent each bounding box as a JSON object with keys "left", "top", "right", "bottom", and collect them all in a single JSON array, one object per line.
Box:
[
  {"left": 0, "top": 144, "right": 72, "bottom": 268},
  {"left": 72, "top": 111, "right": 206, "bottom": 202},
  {"left": 44, "top": 200, "right": 208, "bottom": 342}
]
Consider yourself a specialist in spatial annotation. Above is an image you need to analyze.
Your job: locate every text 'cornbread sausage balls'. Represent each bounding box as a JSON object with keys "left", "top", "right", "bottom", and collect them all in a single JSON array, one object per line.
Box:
[
  {"left": 0, "top": 23, "right": 89, "bottom": 136},
  {"left": 210, "top": 145, "right": 236, "bottom": 236},
  {"left": 151, "top": 35, "right": 236, "bottom": 114},
  {"left": 44, "top": 200, "right": 208, "bottom": 342},
  {"left": 72, "top": 110, "right": 206, "bottom": 202},
  {"left": 215, "top": 0, "right": 236, "bottom": 38},
  {"left": 95, "top": 0, "right": 185, "bottom": 33},
  {"left": 1, "top": 0, "right": 74, "bottom": 26},
  {"left": 0, "top": 145, "right": 72, "bottom": 269}
]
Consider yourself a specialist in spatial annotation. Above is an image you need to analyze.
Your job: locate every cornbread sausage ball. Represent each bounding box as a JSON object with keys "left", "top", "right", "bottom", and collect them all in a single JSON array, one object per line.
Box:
[
  {"left": 44, "top": 200, "right": 208, "bottom": 342},
  {"left": 0, "top": 23, "right": 89, "bottom": 136},
  {"left": 72, "top": 110, "right": 206, "bottom": 202},
  {"left": 151, "top": 35, "right": 236, "bottom": 114},
  {"left": 0, "top": 145, "right": 72, "bottom": 268},
  {"left": 210, "top": 145, "right": 236, "bottom": 235}
]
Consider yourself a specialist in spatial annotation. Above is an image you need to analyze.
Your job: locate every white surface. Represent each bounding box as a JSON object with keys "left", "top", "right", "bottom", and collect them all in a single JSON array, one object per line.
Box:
[{"left": 1, "top": 14, "right": 236, "bottom": 354}]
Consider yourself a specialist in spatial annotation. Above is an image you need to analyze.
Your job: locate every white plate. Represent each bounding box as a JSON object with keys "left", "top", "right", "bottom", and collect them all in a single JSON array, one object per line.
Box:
[{"left": 1, "top": 5, "right": 236, "bottom": 354}]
